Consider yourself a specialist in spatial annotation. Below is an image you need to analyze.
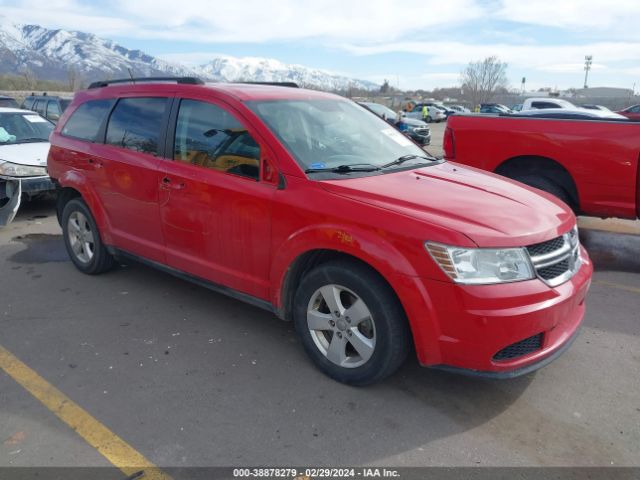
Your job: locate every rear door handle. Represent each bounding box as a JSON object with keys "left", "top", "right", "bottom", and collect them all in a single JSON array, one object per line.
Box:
[{"left": 160, "top": 176, "right": 185, "bottom": 190}]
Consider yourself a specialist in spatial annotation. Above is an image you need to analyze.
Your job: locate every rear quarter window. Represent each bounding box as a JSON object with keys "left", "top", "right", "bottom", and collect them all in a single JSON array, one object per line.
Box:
[{"left": 61, "top": 99, "right": 115, "bottom": 142}]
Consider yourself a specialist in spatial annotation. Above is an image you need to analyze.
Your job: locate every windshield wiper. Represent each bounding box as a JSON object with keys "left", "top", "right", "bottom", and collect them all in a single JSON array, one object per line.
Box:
[
  {"left": 380, "top": 154, "right": 435, "bottom": 169},
  {"left": 305, "top": 163, "right": 381, "bottom": 174}
]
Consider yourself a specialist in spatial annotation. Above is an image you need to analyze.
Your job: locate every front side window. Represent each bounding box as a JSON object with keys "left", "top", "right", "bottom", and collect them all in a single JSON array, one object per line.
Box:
[
  {"left": 62, "top": 99, "right": 115, "bottom": 142},
  {"left": 173, "top": 99, "right": 260, "bottom": 180},
  {"left": 106, "top": 97, "right": 168, "bottom": 155}
]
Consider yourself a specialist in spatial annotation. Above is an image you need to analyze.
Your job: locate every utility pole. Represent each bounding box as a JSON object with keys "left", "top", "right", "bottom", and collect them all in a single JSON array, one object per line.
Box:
[{"left": 583, "top": 55, "right": 593, "bottom": 89}]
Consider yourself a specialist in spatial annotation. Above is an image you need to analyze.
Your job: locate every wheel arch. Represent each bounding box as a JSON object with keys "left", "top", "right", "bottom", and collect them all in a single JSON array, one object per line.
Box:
[{"left": 495, "top": 155, "right": 580, "bottom": 211}]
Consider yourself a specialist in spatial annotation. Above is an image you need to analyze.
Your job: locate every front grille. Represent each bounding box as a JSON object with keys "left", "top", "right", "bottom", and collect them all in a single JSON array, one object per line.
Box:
[
  {"left": 527, "top": 236, "right": 565, "bottom": 257},
  {"left": 493, "top": 333, "right": 543, "bottom": 361},
  {"left": 526, "top": 228, "right": 581, "bottom": 287},
  {"left": 538, "top": 258, "right": 570, "bottom": 280},
  {"left": 413, "top": 128, "right": 430, "bottom": 137}
]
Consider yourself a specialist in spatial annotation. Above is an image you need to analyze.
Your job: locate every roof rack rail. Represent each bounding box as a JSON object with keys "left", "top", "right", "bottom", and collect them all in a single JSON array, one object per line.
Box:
[
  {"left": 88, "top": 77, "right": 204, "bottom": 89},
  {"left": 240, "top": 81, "right": 299, "bottom": 88}
]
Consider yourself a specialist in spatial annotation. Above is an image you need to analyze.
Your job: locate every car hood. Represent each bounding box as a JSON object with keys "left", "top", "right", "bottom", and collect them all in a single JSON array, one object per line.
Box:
[
  {"left": 0, "top": 142, "right": 50, "bottom": 167},
  {"left": 320, "top": 162, "right": 575, "bottom": 248},
  {"left": 401, "top": 117, "right": 429, "bottom": 128}
]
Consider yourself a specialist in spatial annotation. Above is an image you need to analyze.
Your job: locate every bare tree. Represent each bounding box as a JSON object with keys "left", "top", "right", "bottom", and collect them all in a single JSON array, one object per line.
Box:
[
  {"left": 460, "top": 56, "right": 508, "bottom": 108},
  {"left": 19, "top": 67, "right": 36, "bottom": 90}
]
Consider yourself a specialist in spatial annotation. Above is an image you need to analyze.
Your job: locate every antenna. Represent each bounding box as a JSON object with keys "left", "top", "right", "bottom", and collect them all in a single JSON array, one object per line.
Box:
[{"left": 127, "top": 68, "right": 135, "bottom": 84}]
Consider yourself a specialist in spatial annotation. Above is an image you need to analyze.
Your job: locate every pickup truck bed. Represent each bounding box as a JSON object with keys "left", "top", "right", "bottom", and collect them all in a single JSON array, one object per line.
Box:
[{"left": 444, "top": 115, "right": 640, "bottom": 219}]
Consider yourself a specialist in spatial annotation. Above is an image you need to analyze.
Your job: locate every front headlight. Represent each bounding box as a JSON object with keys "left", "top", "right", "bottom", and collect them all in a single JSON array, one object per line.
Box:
[
  {"left": 426, "top": 242, "right": 535, "bottom": 285},
  {"left": 0, "top": 161, "right": 48, "bottom": 177}
]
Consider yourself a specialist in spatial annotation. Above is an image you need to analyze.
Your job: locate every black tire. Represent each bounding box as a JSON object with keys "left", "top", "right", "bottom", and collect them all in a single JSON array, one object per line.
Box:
[
  {"left": 293, "top": 260, "right": 411, "bottom": 385},
  {"left": 514, "top": 175, "right": 574, "bottom": 210},
  {"left": 425, "top": 116, "right": 432, "bottom": 123},
  {"left": 61, "top": 198, "right": 114, "bottom": 274}
]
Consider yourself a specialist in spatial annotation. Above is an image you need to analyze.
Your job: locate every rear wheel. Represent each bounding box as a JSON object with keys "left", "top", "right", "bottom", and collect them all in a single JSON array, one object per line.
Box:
[
  {"left": 62, "top": 198, "right": 114, "bottom": 274},
  {"left": 293, "top": 261, "right": 410, "bottom": 385}
]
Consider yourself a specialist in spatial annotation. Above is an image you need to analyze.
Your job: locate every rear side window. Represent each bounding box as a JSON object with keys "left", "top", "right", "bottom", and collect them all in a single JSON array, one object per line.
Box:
[
  {"left": 46, "top": 101, "right": 62, "bottom": 121},
  {"left": 62, "top": 99, "right": 115, "bottom": 142},
  {"left": 106, "top": 97, "right": 168, "bottom": 156},
  {"left": 173, "top": 99, "right": 260, "bottom": 180},
  {"left": 531, "top": 101, "right": 559, "bottom": 109}
]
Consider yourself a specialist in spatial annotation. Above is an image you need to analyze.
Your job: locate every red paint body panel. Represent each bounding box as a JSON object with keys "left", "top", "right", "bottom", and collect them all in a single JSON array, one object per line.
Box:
[
  {"left": 47, "top": 83, "right": 593, "bottom": 375},
  {"left": 445, "top": 115, "right": 640, "bottom": 219}
]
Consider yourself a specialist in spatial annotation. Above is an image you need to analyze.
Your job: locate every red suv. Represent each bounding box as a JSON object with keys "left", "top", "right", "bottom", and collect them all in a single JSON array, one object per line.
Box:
[{"left": 47, "top": 77, "right": 593, "bottom": 385}]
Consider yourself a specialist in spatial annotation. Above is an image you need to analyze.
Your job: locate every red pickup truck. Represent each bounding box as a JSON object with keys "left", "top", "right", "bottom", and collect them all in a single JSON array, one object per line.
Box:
[{"left": 444, "top": 114, "right": 640, "bottom": 219}]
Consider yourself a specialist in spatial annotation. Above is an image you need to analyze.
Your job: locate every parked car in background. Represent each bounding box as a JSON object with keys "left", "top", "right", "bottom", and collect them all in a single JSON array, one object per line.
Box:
[
  {"left": 581, "top": 104, "right": 612, "bottom": 112},
  {"left": 359, "top": 102, "right": 431, "bottom": 145},
  {"left": 0, "top": 96, "right": 19, "bottom": 108},
  {"left": 617, "top": 104, "right": 640, "bottom": 121},
  {"left": 447, "top": 105, "right": 470, "bottom": 113},
  {"left": 47, "top": 77, "right": 591, "bottom": 384},
  {"left": 405, "top": 103, "right": 447, "bottom": 122},
  {"left": 21, "top": 94, "right": 72, "bottom": 123},
  {"left": 444, "top": 112, "right": 639, "bottom": 219},
  {"left": 479, "top": 103, "right": 512, "bottom": 114},
  {"left": 0, "top": 107, "right": 56, "bottom": 226},
  {"left": 521, "top": 98, "right": 577, "bottom": 110}
]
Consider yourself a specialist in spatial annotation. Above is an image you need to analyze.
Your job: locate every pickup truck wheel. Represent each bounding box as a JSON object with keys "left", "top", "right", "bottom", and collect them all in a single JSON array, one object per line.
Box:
[
  {"left": 293, "top": 261, "right": 410, "bottom": 385},
  {"left": 514, "top": 175, "right": 573, "bottom": 210},
  {"left": 62, "top": 198, "right": 114, "bottom": 275}
]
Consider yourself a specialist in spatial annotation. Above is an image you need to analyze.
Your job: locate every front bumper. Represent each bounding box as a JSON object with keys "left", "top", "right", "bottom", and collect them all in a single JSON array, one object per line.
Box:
[
  {"left": 0, "top": 175, "right": 56, "bottom": 226},
  {"left": 395, "top": 246, "right": 592, "bottom": 376},
  {"left": 407, "top": 130, "right": 431, "bottom": 145}
]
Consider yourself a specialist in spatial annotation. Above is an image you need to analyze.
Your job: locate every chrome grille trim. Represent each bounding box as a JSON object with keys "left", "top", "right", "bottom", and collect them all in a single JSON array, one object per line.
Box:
[{"left": 526, "top": 227, "right": 581, "bottom": 287}]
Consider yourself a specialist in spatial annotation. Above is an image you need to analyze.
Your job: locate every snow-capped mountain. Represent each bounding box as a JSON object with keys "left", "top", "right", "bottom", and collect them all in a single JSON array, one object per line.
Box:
[
  {"left": 0, "top": 17, "right": 378, "bottom": 91},
  {"left": 195, "top": 56, "right": 378, "bottom": 91}
]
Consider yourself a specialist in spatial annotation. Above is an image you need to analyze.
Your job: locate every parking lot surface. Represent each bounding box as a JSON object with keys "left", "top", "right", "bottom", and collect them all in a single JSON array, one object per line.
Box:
[{"left": 1, "top": 198, "right": 639, "bottom": 472}]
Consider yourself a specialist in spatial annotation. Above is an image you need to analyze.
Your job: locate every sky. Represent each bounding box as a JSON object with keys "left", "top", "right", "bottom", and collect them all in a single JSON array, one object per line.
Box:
[{"left": 2, "top": 0, "right": 640, "bottom": 91}]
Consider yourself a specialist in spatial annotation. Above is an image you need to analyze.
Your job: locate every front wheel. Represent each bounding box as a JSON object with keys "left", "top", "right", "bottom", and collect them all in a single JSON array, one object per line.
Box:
[{"left": 293, "top": 261, "right": 411, "bottom": 385}]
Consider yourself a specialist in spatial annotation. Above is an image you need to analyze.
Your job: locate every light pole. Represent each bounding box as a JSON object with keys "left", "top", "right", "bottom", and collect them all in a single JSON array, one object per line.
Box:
[{"left": 584, "top": 55, "right": 593, "bottom": 89}]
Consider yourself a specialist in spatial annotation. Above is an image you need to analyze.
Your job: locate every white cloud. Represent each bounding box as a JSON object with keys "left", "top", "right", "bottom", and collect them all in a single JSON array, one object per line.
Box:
[
  {"left": 342, "top": 41, "right": 640, "bottom": 70},
  {"left": 496, "top": 0, "right": 640, "bottom": 35},
  {"left": 537, "top": 63, "right": 607, "bottom": 73}
]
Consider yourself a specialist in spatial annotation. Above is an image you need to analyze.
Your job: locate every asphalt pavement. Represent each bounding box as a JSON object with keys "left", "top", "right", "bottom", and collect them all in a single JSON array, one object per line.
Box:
[{"left": 0, "top": 197, "right": 639, "bottom": 474}]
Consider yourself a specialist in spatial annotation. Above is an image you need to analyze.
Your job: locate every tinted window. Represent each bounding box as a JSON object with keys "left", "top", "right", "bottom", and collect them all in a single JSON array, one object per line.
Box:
[
  {"left": 22, "top": 98, "right": 35, "bottom": 109},
  {"left": 174, "top": 99, "right": 260, "bottom": 180},
  {"left": 60, "top": 100, "right": 71, "bottom": 111},
  {"left": 62, "top": 99, "right": 115, "bottom": 142},
  {"left": 106, "top": 98, "right": 168, "bottom": 155}
]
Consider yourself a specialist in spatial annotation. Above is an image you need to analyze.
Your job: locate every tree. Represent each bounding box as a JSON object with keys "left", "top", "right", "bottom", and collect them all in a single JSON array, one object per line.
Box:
[{"left": 460, "top": 56, "right": 508, "bottom": 108}]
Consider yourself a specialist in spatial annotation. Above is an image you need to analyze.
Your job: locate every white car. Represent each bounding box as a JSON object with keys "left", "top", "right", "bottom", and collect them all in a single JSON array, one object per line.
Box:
[{"left": 0, "top": 107, "right": 55, "bottom": 226}]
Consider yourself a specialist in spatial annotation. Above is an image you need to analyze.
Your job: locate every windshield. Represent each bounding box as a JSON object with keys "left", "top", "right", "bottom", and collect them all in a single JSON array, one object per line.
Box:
[
  {"left": 247, "top": 99, "right": 430, "bottom": 173},
  {"left": 0, "top": 113, "right": 53, "bottom": 144}
]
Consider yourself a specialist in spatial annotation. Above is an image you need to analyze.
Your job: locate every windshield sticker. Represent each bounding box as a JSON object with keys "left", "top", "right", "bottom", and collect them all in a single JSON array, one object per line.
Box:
[
  {"left": 310, "top": 162, "right": 326, "bottom": 169},
  {"left": 24, "top": 115, "right": 48, "bottom": 123},
  {"left": 381, "top": 128, "right": 412, "bottom": 147}
]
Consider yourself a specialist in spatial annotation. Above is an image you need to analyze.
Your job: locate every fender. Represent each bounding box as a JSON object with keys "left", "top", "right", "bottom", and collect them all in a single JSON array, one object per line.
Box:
[
  {"left": 269, "top": 223, "right": 443, "bottom": 362},
  {"left": 57, "top": 170, "right": 114, "bottom": 245}
]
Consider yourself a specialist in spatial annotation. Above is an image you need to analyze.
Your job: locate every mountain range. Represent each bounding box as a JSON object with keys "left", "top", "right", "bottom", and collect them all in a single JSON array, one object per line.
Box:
[{"left": 0, "top": 17, "right": 378, "bottom": 91}]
